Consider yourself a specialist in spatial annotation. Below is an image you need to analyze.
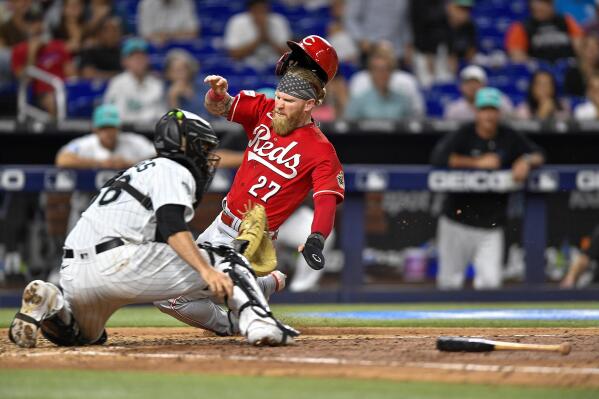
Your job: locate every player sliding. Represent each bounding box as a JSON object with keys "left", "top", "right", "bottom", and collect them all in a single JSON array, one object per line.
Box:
[
  {"left": 8, "top": 110, "right": 298, "bottom": 348},
  {"left": 155, "top": 35, "right": 345, "bottom": 332}
]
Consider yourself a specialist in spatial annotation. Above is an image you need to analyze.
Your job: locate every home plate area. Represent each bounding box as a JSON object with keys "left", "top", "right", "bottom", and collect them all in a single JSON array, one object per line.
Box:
[{"left": 1, "top": 327, "right": 598, "bottom": 387}]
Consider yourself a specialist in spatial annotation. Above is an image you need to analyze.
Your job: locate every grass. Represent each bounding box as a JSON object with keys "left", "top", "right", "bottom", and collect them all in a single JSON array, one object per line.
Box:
[
  {"left": 0, "top": 370, "right": 597, "bottom": 399},
  {"left": 1, "top": 302, "right": 599, "bottom": 329}
]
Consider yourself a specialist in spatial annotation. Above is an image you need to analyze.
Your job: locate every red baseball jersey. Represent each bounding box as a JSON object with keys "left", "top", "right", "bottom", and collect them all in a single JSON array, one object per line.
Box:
[{"left": 226, "top": 90, "right": 344, "bottom": 231}]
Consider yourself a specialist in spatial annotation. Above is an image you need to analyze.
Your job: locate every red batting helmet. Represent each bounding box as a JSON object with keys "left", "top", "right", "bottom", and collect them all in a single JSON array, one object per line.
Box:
[{"left": 275, "top": 35, "right": 339, "bottom": 84}]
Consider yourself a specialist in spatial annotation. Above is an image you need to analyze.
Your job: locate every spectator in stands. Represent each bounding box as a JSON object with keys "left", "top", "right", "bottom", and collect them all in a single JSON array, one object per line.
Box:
[
  {"left": 11, "top": 5, "right": 75, "bottom": 117},
  {"left": 345, "top": 0, "right": 412, "bottom": 68},
  {"left": 0, "top": 0, "right": 31, "bottom": 84},
  {"left": 0, "top": 0, "right": 31, "bottom": 48},
  {"left": 103, "top": 37, "right": 166, "bottom": 125},
  {"left": 431, "top": 87, "right": 545, "bottom": 290},
  {"left": 344, "top": 50, "right": 414, "bottom": 121},
  {"left": 78, "top": 16, "right": 122, "bottom": 80},
  {"left": 564, "top": 35, "right": 599, "bottom": 97},
  {"left": 348, "top": 41, "right": 425, "bottom": 117},
  {"left": 446, "top": 0, "right": 477, "bottom": 75},
  {"left": 560, "top": 226, "right": 599, "bottom": 288},
  {"left": 224, "top": 0, "right": 291, "bottom": 71},
  {"left": 137, "top": 0, "right": 199, "bottom": 47},
  {"left": 515, "top": 69, "right": 570, "bottom": 120},
  {"left": 410, "top": 0, "right": 451, "bottom": 88},
  {"left": 573, "top": 72, "right": 599, "bottom": 120},
  {"left": 55, "top": 103, "right": 155, "bottom": 231},
  {"left": 444, "top": 65, "right": 513, "bottom": 121},
  {"left": 326, "top": 0, "right": 358, "bottom": 65},
  {"left": 505, "top": 0, "right": 583, "bottom": 63},
  {"left": 164, "top": 48, "right": 210, "bottom": 120},
  {"left": 85, "top": 0, "right": 115, "bottom": 43},
  {"left": 51, "top": 0, "right": 86, "bottom": 54}
]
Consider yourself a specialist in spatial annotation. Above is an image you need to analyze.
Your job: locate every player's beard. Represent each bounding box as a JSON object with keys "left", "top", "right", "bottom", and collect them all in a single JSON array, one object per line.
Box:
[{"left": 272, "top": 110, "right": 303, "bottom": 136}]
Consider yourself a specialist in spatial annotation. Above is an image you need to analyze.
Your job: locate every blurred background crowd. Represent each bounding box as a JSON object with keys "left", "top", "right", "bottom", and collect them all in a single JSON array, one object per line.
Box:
[
  {"left": 3, "top": 0, "right": 599, "bottom": 123},
  {"left": 1, "top": 0, "right": 598, "bottom": 295}
]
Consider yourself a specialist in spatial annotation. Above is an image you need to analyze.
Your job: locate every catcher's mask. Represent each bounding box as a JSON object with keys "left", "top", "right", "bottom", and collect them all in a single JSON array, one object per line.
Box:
[{"left": 154, "top": 109, "right": 220, "bottom": 195}]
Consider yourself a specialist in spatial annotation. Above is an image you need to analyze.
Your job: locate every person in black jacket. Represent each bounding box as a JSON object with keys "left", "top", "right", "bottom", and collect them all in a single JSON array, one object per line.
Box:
[{"left": 431, "top": 87, "right": 544, "bottom": 289}]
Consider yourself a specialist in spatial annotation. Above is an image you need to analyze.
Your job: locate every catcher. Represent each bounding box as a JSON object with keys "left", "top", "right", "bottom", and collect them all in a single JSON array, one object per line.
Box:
[
  {"left": 155, "top": 35, "right": 344, "bottom": 333},
  {"left": 8, "top": 109, "right": 297, "bottom": 348}
]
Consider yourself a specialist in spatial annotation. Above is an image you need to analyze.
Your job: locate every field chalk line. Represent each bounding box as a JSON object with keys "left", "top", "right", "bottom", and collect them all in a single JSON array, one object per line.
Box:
[{"left": 8, "top": 350, "right": 599, "bottom": 376}]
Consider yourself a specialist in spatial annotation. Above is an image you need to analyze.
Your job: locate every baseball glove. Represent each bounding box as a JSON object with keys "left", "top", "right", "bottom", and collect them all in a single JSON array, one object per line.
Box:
[{"left": 232, "top": 203, "right": 277, "bottom": 276}]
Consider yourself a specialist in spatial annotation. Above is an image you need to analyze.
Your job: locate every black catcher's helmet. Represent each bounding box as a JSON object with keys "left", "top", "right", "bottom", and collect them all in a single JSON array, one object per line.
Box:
[{"left": 154, "top": 109, "right": 220, "bottom": 198}]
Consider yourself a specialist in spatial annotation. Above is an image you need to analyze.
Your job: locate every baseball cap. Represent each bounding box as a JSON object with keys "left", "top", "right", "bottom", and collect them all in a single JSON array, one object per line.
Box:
[
  {"left": 93, "top": 104, "right": 121, "bottom": 128},
  {"left": 121, "top": 37, "right": 149, "bottom": 57},
  {"left": 453, "top": 0, "right": 474, "bottom": 6},
  {"left": 460, "top": 65, "right": 487, "bottom": 84},
  {"left": 475, "top": 87, "right": 502, "bottom": 109}
]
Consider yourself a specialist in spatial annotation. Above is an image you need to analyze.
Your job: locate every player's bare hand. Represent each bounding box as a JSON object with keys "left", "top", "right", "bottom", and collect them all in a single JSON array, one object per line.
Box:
[
  {"left": 203, "top": 268, "right": 233, "bottom": 299},
  {"left": 204, "top": 75, "right": 228, "bottom": 96},
  {"left": 476, "top": 153, "right": 501, "bottom": 169}
]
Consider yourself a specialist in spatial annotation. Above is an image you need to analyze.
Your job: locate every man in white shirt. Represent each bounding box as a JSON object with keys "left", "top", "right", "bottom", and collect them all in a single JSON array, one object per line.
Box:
[
  {"left": 574, "top": 73, "right": 599, "bottom": 120},
  {"left": 55, "top": 104, "right": 156, "bottom": 230},
  {"left": 444, "top": 65, "right": 513, "bottom": 121},
  {"left": 103, "top": 38, "right": 166, "bottom": 125},
  {"left": 137, "top": 0, "right": 199, "bottom": 46},
  {"left": 224, "top": 0, "right": 291, "bottom": 71}
]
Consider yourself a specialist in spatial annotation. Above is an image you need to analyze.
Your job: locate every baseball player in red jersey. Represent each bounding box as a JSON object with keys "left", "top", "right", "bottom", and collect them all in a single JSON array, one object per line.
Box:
[{"left": 155, "top": 35, "right": 344, "bottom": 333}]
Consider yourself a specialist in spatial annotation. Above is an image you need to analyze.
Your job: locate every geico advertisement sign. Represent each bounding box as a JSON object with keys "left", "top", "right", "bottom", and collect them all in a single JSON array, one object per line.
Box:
[
  {"left": 0, "top": 169, "right": 25, "bottom": 190},
  {"left": 576, "top": 170, "right": 599, "bottom": 191},
  {"left": 428, "top": 170, "right": 519, "bottom": 192}
]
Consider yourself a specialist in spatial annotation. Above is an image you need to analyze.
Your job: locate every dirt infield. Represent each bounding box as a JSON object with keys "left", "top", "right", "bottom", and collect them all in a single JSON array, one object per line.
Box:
[{"left": 1, "top": 327, "right": 598, "bottom": 387}]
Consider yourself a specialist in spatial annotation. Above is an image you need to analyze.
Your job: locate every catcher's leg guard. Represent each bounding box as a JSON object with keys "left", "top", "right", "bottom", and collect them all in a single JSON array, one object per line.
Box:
[
  {"left": 216, "top": 247, "right": 299, "bottom": 346},
  {"left": 8, "top": 280, "right": 66, "bottom": 348}
]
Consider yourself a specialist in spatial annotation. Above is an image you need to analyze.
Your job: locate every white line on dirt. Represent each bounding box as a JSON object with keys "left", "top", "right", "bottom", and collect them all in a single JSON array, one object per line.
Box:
[{"left": 9, "top": 350, "right": 599, "bottom": 376}]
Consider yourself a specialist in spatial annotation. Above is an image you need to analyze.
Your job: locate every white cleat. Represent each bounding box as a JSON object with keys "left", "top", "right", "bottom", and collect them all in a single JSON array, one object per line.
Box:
[
  {"left": 246, "top": 318, "right": 291, "bottom": 347},
  {"left": 9, "top": 280, "right": 60, "bottom": 348}
]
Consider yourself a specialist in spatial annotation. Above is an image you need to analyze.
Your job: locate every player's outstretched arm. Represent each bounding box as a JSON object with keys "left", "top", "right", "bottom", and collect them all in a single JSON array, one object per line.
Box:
[{"left": 204, "top": 75, "right": 233, "bottom": 117}]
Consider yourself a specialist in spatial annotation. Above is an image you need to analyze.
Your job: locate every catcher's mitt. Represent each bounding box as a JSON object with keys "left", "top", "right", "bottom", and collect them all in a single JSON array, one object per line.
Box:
[{"left": 232, "top": 203, "right": 277, "bottom": 276}]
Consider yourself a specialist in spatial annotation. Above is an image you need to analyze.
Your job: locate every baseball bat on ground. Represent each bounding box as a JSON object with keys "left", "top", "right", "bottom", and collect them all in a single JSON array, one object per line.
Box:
[{"left": 436, "top": 336, "right": 572, "bottom": 355}]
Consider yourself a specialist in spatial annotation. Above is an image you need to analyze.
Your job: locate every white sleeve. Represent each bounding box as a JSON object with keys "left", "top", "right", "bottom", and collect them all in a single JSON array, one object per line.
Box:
[
  {"left": 148, "top": 162, "right": 196, "bottom": 222},
  {"left": 137, "top": 0, "right": 155, "bottom": 37},
  {"left": 58, "top": 136, "right": 85, "bottom": 155},
  {"left": 179, "top": 0, "right": 199, "bottom": 32},
  {"left": 224, "top": 15, "right": 247, "bottom": 49},
  {"left": 136, "top": 136, "right": 157, "bottom": 160},
  {"left": 271, "top": 14, "right": 291, "bottom": 46}
]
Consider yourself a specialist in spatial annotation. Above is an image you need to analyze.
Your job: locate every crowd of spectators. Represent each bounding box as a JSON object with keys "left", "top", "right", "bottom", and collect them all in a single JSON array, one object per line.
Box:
[{"left": 1, "top": 0, "right": 599, "bottom": 124}]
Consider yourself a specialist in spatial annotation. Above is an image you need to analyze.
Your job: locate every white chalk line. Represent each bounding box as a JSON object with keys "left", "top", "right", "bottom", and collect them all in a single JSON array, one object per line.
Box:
[{"left": 7, "top": 349, "right": 599, "bottom": 376}]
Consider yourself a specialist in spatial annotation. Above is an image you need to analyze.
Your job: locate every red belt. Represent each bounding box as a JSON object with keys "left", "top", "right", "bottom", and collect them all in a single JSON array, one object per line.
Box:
[
  {"left": 220, "top": 211, "right": 278, "bottom": 240},
  {"left": 220, "top": 212, "right": 237, "bottom": 230}
]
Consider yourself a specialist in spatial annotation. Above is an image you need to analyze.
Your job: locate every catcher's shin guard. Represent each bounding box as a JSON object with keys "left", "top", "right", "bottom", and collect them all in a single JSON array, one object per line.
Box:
[{"left": 203, "top": 244, "right": 299, "bottom": 345}]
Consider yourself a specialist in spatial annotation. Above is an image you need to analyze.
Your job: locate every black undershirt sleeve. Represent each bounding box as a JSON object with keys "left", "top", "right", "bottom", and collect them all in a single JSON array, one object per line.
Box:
[{"left": 156, "top": 204, "right": 189, "bottom": 242}]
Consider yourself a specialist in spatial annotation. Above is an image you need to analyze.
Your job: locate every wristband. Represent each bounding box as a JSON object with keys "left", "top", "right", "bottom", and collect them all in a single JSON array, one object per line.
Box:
[{"left": 207, "top": 88, "right": 225, "bottom": 102}]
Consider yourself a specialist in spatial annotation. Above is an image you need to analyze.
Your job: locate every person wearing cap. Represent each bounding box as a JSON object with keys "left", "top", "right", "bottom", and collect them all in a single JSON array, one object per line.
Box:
[
  {"left": 444, "top": 65, "right": 513, "bottom": 121},
  {"left": 53, "top": 103, "right": 156, "bottom": 246},
  {"left": 103, "top": 37, "right": 166, "bottom": 124},
  {"left": 11, "top": 3, "right": 76, "bottom": 116},
  {"left": 431, "top": 87, "right": 544, "bottom": 290},
  {"left": 224, "top": 0, "right": 291, "bottom": 70}
]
